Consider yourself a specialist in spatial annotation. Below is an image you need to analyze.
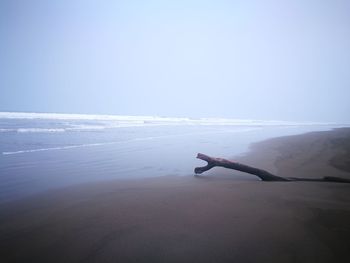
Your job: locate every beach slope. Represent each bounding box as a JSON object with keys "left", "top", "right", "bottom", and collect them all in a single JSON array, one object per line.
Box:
[{"left": 1, "top": 128, "right": 350, "bottom": 263}]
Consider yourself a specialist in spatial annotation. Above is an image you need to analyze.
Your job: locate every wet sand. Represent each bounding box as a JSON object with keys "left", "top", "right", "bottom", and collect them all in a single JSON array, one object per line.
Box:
[{"left": 1, "top": 128, "right": 350, "bottom": 262}]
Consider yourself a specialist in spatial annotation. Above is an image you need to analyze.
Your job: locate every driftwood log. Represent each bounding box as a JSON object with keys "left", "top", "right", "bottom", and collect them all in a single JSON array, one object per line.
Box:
[{"left": 194, "top": 153, "right": 350, "bottom": 183}]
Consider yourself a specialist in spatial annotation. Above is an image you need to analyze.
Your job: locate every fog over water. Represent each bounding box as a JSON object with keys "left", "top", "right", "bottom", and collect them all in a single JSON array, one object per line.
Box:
[{"left": 1, "top": 0, "right": 350, "bottom": 202}]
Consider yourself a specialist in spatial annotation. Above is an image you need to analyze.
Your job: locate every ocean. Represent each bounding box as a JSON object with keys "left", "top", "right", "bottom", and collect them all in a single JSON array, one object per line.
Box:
[{"left": 0, "top": 112, "right": 341, "bottom": 203}]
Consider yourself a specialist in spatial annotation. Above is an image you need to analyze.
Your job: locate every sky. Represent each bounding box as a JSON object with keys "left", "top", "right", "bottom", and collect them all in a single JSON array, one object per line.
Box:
[{"left": 0, "top": 0, "right": 349, "bottom": 122}]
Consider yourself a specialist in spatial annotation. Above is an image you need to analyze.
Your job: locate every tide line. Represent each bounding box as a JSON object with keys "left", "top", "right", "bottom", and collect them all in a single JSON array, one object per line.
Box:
[{"left": 2, "top": 128, "right": 259, "bottom": 155}]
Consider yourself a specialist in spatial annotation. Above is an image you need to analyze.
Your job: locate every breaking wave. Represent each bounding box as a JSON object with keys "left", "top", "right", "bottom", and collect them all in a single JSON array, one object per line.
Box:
[{"left": 0, "top": 111, "right": 337, "bottom": 127}]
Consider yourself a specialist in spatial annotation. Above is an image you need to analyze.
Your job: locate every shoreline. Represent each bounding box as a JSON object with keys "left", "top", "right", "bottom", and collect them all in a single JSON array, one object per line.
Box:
[{"left": 1, "top": 128, "right": 350, "bottom": 262}]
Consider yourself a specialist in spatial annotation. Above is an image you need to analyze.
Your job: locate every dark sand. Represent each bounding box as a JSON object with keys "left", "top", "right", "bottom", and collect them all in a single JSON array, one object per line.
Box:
[{"left": 1, "top": 128, "right": 350, "bottom": 262}]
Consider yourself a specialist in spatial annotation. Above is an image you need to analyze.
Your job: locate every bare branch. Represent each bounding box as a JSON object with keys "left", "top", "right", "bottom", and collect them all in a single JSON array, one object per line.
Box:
[{"left": 195, "top": 153, "right": 289, "bottom": 181}]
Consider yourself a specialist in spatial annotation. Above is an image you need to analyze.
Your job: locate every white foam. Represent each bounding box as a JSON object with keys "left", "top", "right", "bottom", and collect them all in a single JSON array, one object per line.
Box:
[
  {"left": 0, "top": 111, "right": 338, "bottom": 127},
  {"left": 66, "top": 125, "right": 106, "bottom": 131},
  {"left": 17, "top": 128, "right": 66, "bottom": 133},
  {"left": 2, "top": 143, "right": 112, "bottom": 155},
  {"left": 0, "top": 128, "right": 13, "bottom": 132}
]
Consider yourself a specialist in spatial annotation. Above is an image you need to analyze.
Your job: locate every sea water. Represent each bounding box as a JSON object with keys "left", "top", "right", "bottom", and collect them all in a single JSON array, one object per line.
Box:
[{"left": 0, "top": 112, "right": 342, "bottom": 203}]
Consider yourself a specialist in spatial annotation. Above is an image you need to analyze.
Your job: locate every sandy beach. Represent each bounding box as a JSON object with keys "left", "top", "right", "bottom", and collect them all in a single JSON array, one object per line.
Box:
[{"left": 1, "top": 128, "right": 350, "bottom": 262}]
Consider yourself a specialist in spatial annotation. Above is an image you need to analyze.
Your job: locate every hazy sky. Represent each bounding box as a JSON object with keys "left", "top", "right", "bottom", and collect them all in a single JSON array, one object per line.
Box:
[{"left": 1, "top": 0, "right": 349, "bottom": 122}]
